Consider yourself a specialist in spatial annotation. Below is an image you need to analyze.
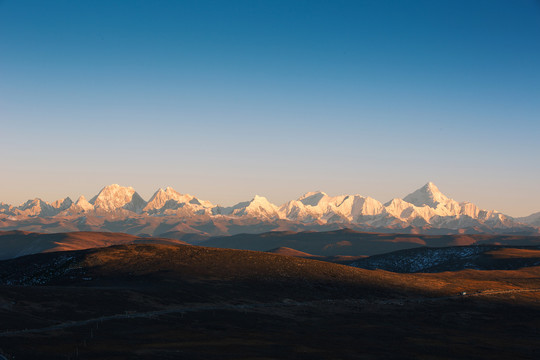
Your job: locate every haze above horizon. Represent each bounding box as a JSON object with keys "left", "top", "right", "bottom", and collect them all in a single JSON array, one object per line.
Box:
[{"left": 1, "top": 0, "right": 539, "bottom": 217}]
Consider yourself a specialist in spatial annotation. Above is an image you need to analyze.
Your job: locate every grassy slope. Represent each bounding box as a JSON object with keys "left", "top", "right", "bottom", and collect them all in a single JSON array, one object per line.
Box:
[
  {"left": 0, "top": 230, "right": 187, "bottom": 260},
  {"left": 0, "top": 244, "right": 539, "bottom": 359}
]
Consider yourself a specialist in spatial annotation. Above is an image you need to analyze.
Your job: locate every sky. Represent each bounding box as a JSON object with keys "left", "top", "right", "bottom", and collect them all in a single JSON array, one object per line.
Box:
[{"left": 1, "top": 0, "right": 539, "bottom": 217}]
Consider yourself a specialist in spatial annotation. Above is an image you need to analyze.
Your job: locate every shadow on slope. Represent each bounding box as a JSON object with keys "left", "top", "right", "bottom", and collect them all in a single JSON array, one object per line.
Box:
[
  {"left": 265, "top": 246, "right": 367, "bottom": 264},
  {"left": 0, "top": 244, "right": 539, "bottom": 360},
  {"left": 0, "top": 244, "right": 414, "bottom": 299},
  {"left": 201, "top": 229, "right": 540, "bottom": 256},
  {"left": 352, "top": 245, "right": 540, "bottom": 273}
]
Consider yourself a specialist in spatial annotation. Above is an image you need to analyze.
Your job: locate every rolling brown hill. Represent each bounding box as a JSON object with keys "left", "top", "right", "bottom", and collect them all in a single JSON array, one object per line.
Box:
[
  {"left": 265, "top": 246, "right": 320, "bottom": 257},
  {"left": 0, "top": 243, "right": 412, "bottom": 295},
  {"left": 201, "top": 228, "right": 540, "bottom": 256},
  {"left": 265, "top": 246, "right": 367, "bottom": 264},
  {"left": 1, "top": 242, "right": 539, "bottom": 301},
  {"left": 2, "top": 228, "right": 540, "bottom": 261},
  {"left": 351, "top": 245, "right": 540, "bottom": 273},
  {"left": 0, "top": 243, "right": 539, "bottom": 359},
  {"left": 0, "top": 230, "right": 187, "bottom": 260}
]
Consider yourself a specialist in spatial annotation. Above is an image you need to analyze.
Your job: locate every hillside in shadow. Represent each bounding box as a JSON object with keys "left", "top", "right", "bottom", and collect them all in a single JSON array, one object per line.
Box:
[
  {"left": 0, "top": 243, "right": 539, "bottom": 359},
  {"left": 201, "top": 228, "right": 540, "bottom": 256}
]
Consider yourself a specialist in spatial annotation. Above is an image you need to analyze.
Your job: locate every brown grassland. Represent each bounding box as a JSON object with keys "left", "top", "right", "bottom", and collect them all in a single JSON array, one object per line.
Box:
[{"left": 0, "top": 243, "right": 539, "bottom": 359}]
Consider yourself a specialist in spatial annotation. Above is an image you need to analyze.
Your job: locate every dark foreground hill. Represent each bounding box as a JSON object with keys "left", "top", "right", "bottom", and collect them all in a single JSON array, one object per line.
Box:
[
  {"left": 0, "top": 243, "right": 539, "bottom": 359},
  {"left": 352, "top": 245, "right": 540, "bottom": 273},
  {"left": 201, "top": 228, "right": 540, "bottom": 256}
]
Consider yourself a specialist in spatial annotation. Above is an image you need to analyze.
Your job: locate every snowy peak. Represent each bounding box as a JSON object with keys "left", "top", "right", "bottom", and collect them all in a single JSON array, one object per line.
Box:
[
  {"left": 75, "top": 195, "right": 90, "bottom": 206},
  {"left": 298, "top": 191, "right": 327, "bottom": 206},
  {"left": 403, "top": 182, "right": 451, "bottom": 208},
  {"left": 51, "top": 197, "right": 73, "bottom": 211},
  {"left": 68, "top": 195, "right": 94, "bottom": 213},
  {"left": 143, "top": 187, "right": 214, "bottom": 214},
  {"left": 18, "top": 198, "right": 46, "bottom": 210},
  {"left": 10, "top": 197, "right": 73, "bottom": 217},
  {"left": 145, "top": 187, "right": 191, "bottom": 210},
  {"left": 16, "top": 198, "right": 51, "bottom": 216},
  {"left": 335, "top": 195, "right": 384, "bottom": 218},
  {"left": 252, "top": 194, "right": 272, "bottom": 204},
  {"left": 383, "top": 198, "right": 415, "bottom": 217},
  {"left": 90, "top": 184, "right": 146, "bottom": 213},
  {"left": 281, "top": 192, "right": 384, "bottom": 223},
  {"left": 222, "top": 195, "right": 280, "bottom": 219},
  {"left": 2, "top": 182, "right": 537, "bottom": 232}
]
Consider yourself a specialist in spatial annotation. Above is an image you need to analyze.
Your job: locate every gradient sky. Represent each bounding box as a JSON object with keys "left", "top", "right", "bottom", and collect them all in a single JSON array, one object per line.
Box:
[{"left": 1, "top": 0, "right": 539, "bottom": 216}]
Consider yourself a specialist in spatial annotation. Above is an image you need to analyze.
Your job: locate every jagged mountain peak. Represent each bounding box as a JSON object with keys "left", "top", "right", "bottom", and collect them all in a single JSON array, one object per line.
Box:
[
  {"left": 144, "top": 186, "right": 214, "bottom": 214},
  {"left": 219, "top": 195, "right": 279, "bottom": 219},
  {"left": 89, "top": 184, "right": 135, "bottom": 203},
  {"left": 76, "top": 195, "right": 88, "bottom": 203},
  {"left": 232, "top": 195, "right": 276, "bottom": 209},
  {"left": 93, "top": 183, "right": 136, "bottom": 196},
  {"left": 144, "top": 187, "right": 188, "bottom": 211},
  {"left": 2, "top": 182, "right": 536, "bottom": 232},
  {"left": 418, "top": 181, "right": 443, "bottom": 195},
  {"left": 15, "top": 198, "right": 58, "bottom": 217},
  {"left": 403, "top": 182, "right": 451, "bottom": 208},
  {"left": 63, "top": 195, "right": 94, "bottom": 214},
  {"left": 149, "top": 186, "right": 182, "bottom": 199},
  {"left": 298, "top": 191, "right": 328, "bottom": 206},
  {"left": 50, "top": 197, "right": 73, "bottom": 210},
  {"left": 90, "top": 184, "right": 146, "bottom": 213},
  {"left": 425, "top": 181, "right": 438, "bottom": 190},
  {"left": 251, "top": 194, "right": 272, "bottom": 203},
  {"left": 75, "top": 195, "right": 93, "bottom": 207},
  {"left": 101, "top": 184, "right": 122, "bottom": 190},
  {"left": 150, "top": 186, "right": 207, "bottom": 202},
  {"left": 159, "top": 186, "right": 178, "bottom": 194},
  {"left": 18, "top": 198, "right": 47, "bottom": 209},
  {"left": 384, "top": 197, "right": 410, "bottom": 207}
]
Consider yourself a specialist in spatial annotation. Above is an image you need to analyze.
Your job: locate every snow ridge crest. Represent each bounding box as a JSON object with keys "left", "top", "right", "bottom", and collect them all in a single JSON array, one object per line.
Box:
[{"left": 0, "top": 182, "right": 536, "bottom": 230}]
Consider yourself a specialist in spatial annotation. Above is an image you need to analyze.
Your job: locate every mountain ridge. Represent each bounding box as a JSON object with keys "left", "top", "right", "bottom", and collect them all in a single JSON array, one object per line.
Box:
[{"left": 1, "top": 182, "right": 539, "bottom": 235}]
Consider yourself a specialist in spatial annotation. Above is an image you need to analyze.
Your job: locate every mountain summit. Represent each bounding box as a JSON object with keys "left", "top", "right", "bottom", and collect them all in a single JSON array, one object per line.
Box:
[
  {"left": 143, "top": 187, "right": 214, "bottom": 215},
  {"left": 144, "top": 187, "right": 193, "bottom": 211},
  {"left": 90, "top": 184, "right": 147, "bottom": 213},
  {"left": 403, "top": 182, "right": 451, "bottom": 208},
  {"left": 218, "top": 195, "right": 280, "bottom": 219},
  {"left": 0, "top": 182, "right": 537, "bottom": 235}
]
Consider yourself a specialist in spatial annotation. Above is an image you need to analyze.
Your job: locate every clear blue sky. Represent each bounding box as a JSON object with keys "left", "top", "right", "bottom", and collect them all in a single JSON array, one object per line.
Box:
[{"left": 1, "top": 0, "right": 539, "bottom": 216}]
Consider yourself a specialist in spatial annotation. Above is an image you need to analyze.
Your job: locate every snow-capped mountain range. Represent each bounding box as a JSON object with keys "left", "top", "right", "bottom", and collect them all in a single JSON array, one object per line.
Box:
[{"left": 0, "top": 182, "right": 539, "bottom": 233}]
